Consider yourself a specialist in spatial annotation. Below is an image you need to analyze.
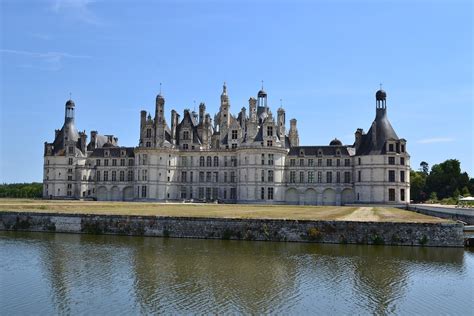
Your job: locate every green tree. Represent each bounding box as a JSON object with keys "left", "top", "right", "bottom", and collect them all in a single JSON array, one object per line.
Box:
[
  {"left": 429, "top": 192, "right": 438, "bottom": 202},
  {"left": 425, "top": 159, "right": 469, "bottom": 200},
  {"left": 452, "top": 188, "right": 460, "bottom": 199},
  {"left": 410, "top": 170, "right": 427, "bottom": 202},
  {"left": 461, "top": 186, "right": 471, "bottom": 197},
  {"left": 420, "top": 161, "right": 429, "bottom": 175}
]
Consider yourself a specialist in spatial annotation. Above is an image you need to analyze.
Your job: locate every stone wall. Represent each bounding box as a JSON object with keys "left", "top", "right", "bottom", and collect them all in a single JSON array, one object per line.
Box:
[{"left": 0, "top": 211, "right": 464, "bottom": 247}]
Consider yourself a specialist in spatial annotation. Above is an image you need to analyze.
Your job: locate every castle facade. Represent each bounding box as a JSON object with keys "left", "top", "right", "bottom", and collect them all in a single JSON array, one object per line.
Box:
[{"left": 43, "top": 84, "right": 410, "bottom": 205}]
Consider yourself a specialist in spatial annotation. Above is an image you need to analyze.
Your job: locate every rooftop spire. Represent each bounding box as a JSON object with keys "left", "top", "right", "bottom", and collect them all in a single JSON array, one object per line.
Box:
[
  {"left": 159, "top": 82, "right": 162, "bottom": 95},
  {"left": 222, "top": 81, "right": 227, "bottom": 95}
]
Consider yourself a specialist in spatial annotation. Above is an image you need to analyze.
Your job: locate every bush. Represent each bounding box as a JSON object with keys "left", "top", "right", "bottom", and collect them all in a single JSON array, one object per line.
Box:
[{"left": 307, "top": 227, "right": 323, "bottom": 241}]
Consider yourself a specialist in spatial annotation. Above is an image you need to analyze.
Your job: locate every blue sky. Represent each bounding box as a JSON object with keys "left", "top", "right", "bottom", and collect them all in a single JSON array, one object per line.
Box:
[{"left": 0, "top": 0, "right": 472, "bottom": 183}]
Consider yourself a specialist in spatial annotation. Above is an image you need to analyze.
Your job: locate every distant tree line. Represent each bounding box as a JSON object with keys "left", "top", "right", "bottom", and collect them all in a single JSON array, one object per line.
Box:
[
  {"left": 0, "top": 183, "right": 43, "bottom": 198},
  {"left": 410, "top": 159, "right": 474, "bottom": 204}
]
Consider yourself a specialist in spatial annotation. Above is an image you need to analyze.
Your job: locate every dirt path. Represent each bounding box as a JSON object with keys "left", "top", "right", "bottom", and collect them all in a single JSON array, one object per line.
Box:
[{"left": 335, "top": 207, "right": 380, "bottom": 222}]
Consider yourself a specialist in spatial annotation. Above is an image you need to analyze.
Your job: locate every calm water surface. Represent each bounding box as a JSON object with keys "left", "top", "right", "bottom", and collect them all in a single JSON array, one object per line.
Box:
[{"left": 1, "top": 231, "right": 473, "bottom": 315}]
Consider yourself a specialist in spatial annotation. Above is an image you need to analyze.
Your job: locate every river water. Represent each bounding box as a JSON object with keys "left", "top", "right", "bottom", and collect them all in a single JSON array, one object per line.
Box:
[{"left": 1, "top": 231, "right": 473, "bottom": 315}]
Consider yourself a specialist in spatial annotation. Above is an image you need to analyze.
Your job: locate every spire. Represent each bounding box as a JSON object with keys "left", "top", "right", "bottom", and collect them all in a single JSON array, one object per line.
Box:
[{"left": 222, "top": 81, "right": 227, "bottom": 95}]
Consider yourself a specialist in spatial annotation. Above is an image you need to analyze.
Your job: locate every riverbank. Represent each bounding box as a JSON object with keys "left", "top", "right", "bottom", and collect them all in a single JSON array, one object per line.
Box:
[{"left": 0, "top": 210, "right": 464, "bottom": 247}]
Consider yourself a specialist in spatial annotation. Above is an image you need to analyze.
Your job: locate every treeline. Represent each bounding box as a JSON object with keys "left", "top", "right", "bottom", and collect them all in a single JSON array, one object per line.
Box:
[
  {"left": 411, "top": 159, "right": 474, "bottom": 203},
  {"left": 0, "top": 183, "right": 43, "bottom": 198}
]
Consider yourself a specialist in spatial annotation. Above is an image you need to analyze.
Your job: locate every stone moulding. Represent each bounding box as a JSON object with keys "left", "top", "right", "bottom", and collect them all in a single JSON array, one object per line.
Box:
[{"left": 0, "top": 211, "right": 464, "bottom": 247}]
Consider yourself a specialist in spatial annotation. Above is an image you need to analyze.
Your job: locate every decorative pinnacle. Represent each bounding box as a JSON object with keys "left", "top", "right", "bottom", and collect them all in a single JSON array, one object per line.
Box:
[
  {"left": 159, "top": 82, "right": 162, "bottom": 94},
  {"left": 280, "top": 98, "right": 283, "bottom": 107},
  {"left": 261, "top": 80, "right": 264, "bottom": 90},
  {"left": 379, "top": 83, "right": 383, "bottom": 90}
]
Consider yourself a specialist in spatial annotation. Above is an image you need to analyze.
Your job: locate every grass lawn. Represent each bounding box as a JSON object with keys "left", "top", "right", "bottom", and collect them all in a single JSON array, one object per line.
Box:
[{"left": 0, "top": 198, "right": 449, "bottom": 223}]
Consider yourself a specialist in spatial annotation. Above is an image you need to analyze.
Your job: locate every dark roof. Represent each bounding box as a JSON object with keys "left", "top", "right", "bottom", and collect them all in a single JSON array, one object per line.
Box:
[
  {"left": 329, "top": 138, "right": 342, "bottom": 146},
  {"left": 52, "top": 121, "right": 80, "bottom": 154},
  {"left": 66, "top": 99, "right": 75, "bottom": 107},
  {"left": 87, "top": 133, "right": 109, "bottom": 151},
  {"left": 89, "top": 147, "right": 135, "bottom": 158},
  {"left": 288, "top": 146, "right": 351, "bottom": 156},
  {"left": 376, "top": 89, "right": 387, "bottom": 100},
  {"left": 258, "top": 89, "right": 267, "bottom": 97},
  {"left": 357, "top": 109, "right": 399, "bottom": 155}
]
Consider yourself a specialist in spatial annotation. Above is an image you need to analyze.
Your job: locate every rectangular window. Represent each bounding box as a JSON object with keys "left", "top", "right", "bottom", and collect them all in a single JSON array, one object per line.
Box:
[
  {"left": 290, "top": 171, "right": 296, "bottom": 183},
  {"left": 308, "top": 171, "right": 314, "bottom": 183},
  {"left": 231, "top": 143, "right": 238, "bottom": 149},
  {"left": 266, "top": 140, "right": 272, "bottom": 147},
  {"left": 96, "top": 159, "right": 101, "bottom": 166},
  {"left": 344, "top": 172, "right": 351, "bottom": 183},
  {"left": 190, "top": 171, "right": 193, "bottom": 183},
  {"left": 183, "top": 131, "right": 190, "bottom": 140},
  {"left": 300, "top": 159, "right": 304, "bottom": 167},
  {"left": 336, "top": 171, "right": 340, "bottom": 183},
  {"left": 232, "top": 130, "right": 238, "bottom": 140},
  {"left": 230, "top": 188, "right": 237, "bottom": 200},
  {"left": 268, "top": 187, "right": 274, "bottom": 200},
  {"left": 104, "top": 171, "right": 108, "bottom": 181},
  {"left": 358, "top": 157, "right": 361, "bottom": 165},
  {"left": 290, "top": 159, "right": 296, "bottom": 167},
  {"left": 206, "top": 187, "right": 212, "bottom": 200},
  {"left": 299, "top": 171, "right": 304, "bottom": 183},
  {"left": 230, "top": 171, "right": 236, "bottom": 183},
  {"left": 181, "top": 171, "right": 187, "bottom": 182},
  {"left": 261, "top": 153, "right": 265, "bottom": 165},
  {"left": 389, "top": 188, "right": 395, "bottom": 201},
  {"left": 268, "top": 154, "right": 274, "bottom": 165},
  {"left": 199, "top": 172, "right": 205, "bottom": 182},
  {"left": 317, "top": 159, "right": 322, "bottom": 167},
  {"left": 326, "top": 172, "right": 332, "bottom": 183},
  {"left": 267, "top": 126, "right": 273, "bottom": 136},
  {"left": 119, "top": 171, "right": 124, "bottom": 181},
  {"left": 183, "top": 144, "right": 189, "bottom": 150},
  {"left": 104, "top": 159, "right": 109, "bottom": 166},
  {"left": 212, "top": 187, "right": 218, "bottom": 200},
  {"left": 261, "top": 170, "right": 265, "bottom": 182},
  {"left": 127, "top": 170, "right": 133, "bottom": 181},
  {"left": 268, "top": 170, "right": 274, "bottom": 182},
  {"left": 112, "top": 171, "right": 117, "bottom": 181},
  {"left": 213, "top": 172, "right": 219, "bottom": 183},
  {"left": 129, "top": 159, "right": 134, "bottom": 166},
  {"left": 400, "top": 157, "right": 405, "bottom": 165},
  {"left": 336, "top": 159, "right": 340, "bottom": 167},
  {"left": 224, "top": 172, "right": 228, "bottom": 183},
  {"left": 231, "top": 156, "right": 237, "bottom": 167},
  {"left": 401, "top": 144, "right": 405, "bottom": 153},
  {"left": 120, "top": 159, "right": 125, "bottom": 166},
  {"left": 389, "top": 170, "right": 396, "bottom": 182},
  {"left": 326, "top": 159, "right": 332, "bottom": 167},
  {"left": 261, "top": 187, "right": 265, "bottom": 199},
  {"left": 68, "top": 146, "right": 74, "bottom": 154},
  {"left": 68, "top": 158, "right": 73, "bottom": 165},
  {"left": 181, "top": 186, "right": 187, "bottom": 199},
  {"left": 206, "top": 172, "right": 211, "bottom": 182},
  {"left": 112, "top": 159, "right": 117, "bottom": 166},
  {"left": 400, "top": 170, "right": 405, "bottom": 183},
  {"left": 389, "top": 144, "right": 394, "bottom": 152},
  {"left": 142, "top": 186, "right": 147, "bottom": 198},
  {"left": 400, "top": 189, "right": 405, "bottom": 201},
  {"left": 308, "top": 159, "right": 314, "bottom": 167},
  {"left": 317, "top": 171, "right": 322, "bottom": 183},
  {"left": 344, "top": 159, "right": 350, "bottom": 167},
  {"left": 389, "top": 157, "right": 395, "bottom": 165},
  {"left": 96, "top": 171, "right": 100, "bottom": 181},
  {"left": 358, "top": 171, "right": 361, "bottom": 182},
  {"left": 68, "top": 176, "right": 72, "bottom": 181}
]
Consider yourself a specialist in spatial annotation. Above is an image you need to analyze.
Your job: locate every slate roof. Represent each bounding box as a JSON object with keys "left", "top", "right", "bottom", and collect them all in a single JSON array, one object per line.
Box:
[
  {"left": 52, "top": 121, "right": 80, "bottom": 155},
  {"left": 288, "top": 146, "right": 351, "bottom": 156},
  {"left": 89, "top": 147, "right": 135, "bottom": 158},
  {"left": 357, "top": 109, "right": 399, "bottom": 155}
]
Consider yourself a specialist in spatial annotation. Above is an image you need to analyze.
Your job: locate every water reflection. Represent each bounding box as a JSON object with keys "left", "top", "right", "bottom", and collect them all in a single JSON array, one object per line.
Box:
[{"left": 0, "top": 232, "right": 472, "bottom": 315}]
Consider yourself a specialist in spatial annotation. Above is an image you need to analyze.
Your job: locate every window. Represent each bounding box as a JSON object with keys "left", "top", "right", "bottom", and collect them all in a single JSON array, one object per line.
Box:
[
  {"left": 261, "top": 187, "right": 265, "bottom": 199},
  {"left": 68, "top": 146, "right": 74, "bottom": 154},
  {"left": 230, "top": 188, "right": 237, "bottom": 200},
  {"left": 214, "top": 156, "right": 219, "bottom": 167},
  {"left": 317, "top": 159, "right": 322, "bottom": 167},
  {"left": 231, "top": 156, "right": 237, "bottom": 167},
  {"left": 206, "top": 172, "right": 211, "bottom": 182},
  {"left": 181, "top": 156, "right": 188, "bottom": 167},
  {"left": 207, "top": 156, "right": 212, "bottom": 167},
  {"left": 358, "top": 171, "right": 361, "bottom": 182},
  {"left": 142, "top": 170, "right": 148, "bottom": 181},
  {"left": 183, "top": 144, "right": 188, "bottom": 150},
  {"left": 96, "top": 159, "right": 101, "bottom": 166},
  {"left": 261, "top": 170, "right": 265, "bottom": 182},
  {"left": 261, "top": 154, "right": 265, "bottom": 165},
  {"left": 181, "top": 171, "right": 187, "bottom": 182},
  {"left": 232, "top": 130, "right": 238, "bottom": 140},
  {"left": 326, "top": 172, "right": 332, "bottom": 183},
  {"left": 127, "top": 170, "right": 133, "bottom": 181},
  {"left": 232, "top": 143, "right": 238, "bottom": 149},
  {"left": 290, "top": 159, "right": 296, "bottom": 167},
  {"left": 68, "top": 168, "right": 73, "bottom": 174},
  {"left": 141, "top": 186, "right": 147, "bottom": 198},
  {"left": 388, "top": 170, "right": 396, "bottom": 182},
  {"left": 104, "top": 159, "right": 109, "bottom": 166},
  {"left": 400, "top": 170, "right": 405, "bottom": 183},
  {"left": 96, "top": 171, "right": 100, "bottom": 181},
  {"left": 308, "top": 159, "right": 314, "bottom": 167},
  {"left": 230, "top": 171, "right": 236, "bottom": 183},
  {"left": 183, "top": 131, "right": 190, "bottom": 140},
  {"left": 317, "top": 171, "right": 322, "bottom": 183},
  {"left": 267, "top": 140, "right": 272, "bottom": 147},
  {"left": 267, "top": 126, "right": 273, "bottom": 136},
  {"left": 290, "top": 171, "right": 296, "bottom": 183},
  {"left": 199, "top": 187, "right": 204, "bottom": 199},
  {"left": 213, "top": 172, "right": 219, "bottom": 183},
  {"left": 344, "top": 172, "right": 351, "bottom": 183},
  {"left": 300, "top": 159, "right": 304, "bottom": 167},
  {"left": 299, "top": 171, "right": 304, "bottom": 183},
  {"left": 67, "top": 183, "right": 72, "bottom": 189},
  {"left": 401, "top": 144, "right": 405, "bottom": 153},
  {"left": 268, "top": 187, "right": 274, "bottom": 200},
  {"left": 146, "top": 142, "right": 151, "bottom": 147},
  {"left": 146, "top": 128, "right": 151, "bottom": 138},
  {"left": 268, "top": 154, "right": 274, "bottom": 165},
  {"left": 200, "top": 156, "right": 205, "bottom": 167},
  {"left": 388, "top": 157, "right": 395, "bottom": 165},
  {"left": 336, "top": 172, "right": 340, "bottom": 183},
  {"left": 120, "top": 159, "right": 125, "bottom": 166},
  {"left": 68, "top": 176, "right": 72, "bottom": 181},
  {"left": 344, "top": 159, "right": 350, "bottom": 167},
  {"left": 206, "top": 187, "right": 212, "bottom": 200},
  {"left": 128, "top": 159, "right": 134, "bottom": 166},
  {"left": 400, "top": 189, "right": 405, "bottom": 201},
  {"left": 389, "top": 143, "right": 394, "bottom": 152},
  {"left": 326, "top": 159, "right": 332, "bottom": 167},
  {"left": 308, "top": 171, "right": 314, "bottom": 183},
  {"left": 400, "top": 157, "right": 405, "bottom": 165},
  {"left": 336, "top": 159, "right": 340, "bottom": 167},
  {"left": 212, "top": 187, "right": 218, "bottom": 199},
  {"left": 112, "top": 159, "right": 117, "bottom": 166},
  {"left": 190, "top": 172, "right": 193, "bottom": 183},
  {"left": 358, "top": 157, "right": 361, "bottom": 165},
  {"left": 224, "top": 172, "right": 228, "bottom": 183},
  {"left": 268, "top": 170, "right": 274, "bottom": 182},
  {"left": 181, "top": 186, "right": 187, "bottom": 199},
  {"left": 224, "top": 156, "right": 228, "bottom": 167},
  {"left": 119, "top": 171, "right": 124, "bottom": 181},
  {"left": 389, "top": 189, "right": 395, "bottom": 201},
  {"left": 104, "top": 171, "right": 109, "bottom": 181},
  {"left": 68, "top": 158, "right": 73, "bottom": 165}
]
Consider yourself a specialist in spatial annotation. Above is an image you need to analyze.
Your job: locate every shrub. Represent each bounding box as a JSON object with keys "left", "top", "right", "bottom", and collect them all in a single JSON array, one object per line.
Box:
[
  {"left": 307, "top": 227, "right": 323, "bottom": 241},
  {"left": 419, "top": 235, "right": 429, "bottom": 246},
  {"left": 371, "top": 234, "right": 385, "bottom": 245}
]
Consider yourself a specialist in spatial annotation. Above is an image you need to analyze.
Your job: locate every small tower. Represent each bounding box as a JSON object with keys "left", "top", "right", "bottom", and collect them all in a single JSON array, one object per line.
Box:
[
  {"left": 199, "top": 102, "right": 206, "bottom": 124},
  {"left": 65, "top": 99, "right": 75, "bottom": 123},
  {"left": 277, "top": 104, "right": 286, "bottom": 140},
  {"left": 288, "top": 118, "right": 299, "bottom": 147},
  {"left": 257, "top": 81, "right": 267, "bottom": 108},
  {"left": 155, "top": 93, "right": 165, "bottom": 123},
  {"left": 219, "top": 82, "right": 230, "bottom": 136},
  {"left": 376, "top": 86, "right": 387, "bottom": 110}
]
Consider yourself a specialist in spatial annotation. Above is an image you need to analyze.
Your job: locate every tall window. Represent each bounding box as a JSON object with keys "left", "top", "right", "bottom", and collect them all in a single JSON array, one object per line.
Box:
[
  {"left": 268, "top": 170, "right": 274, "bottom": 182},
  {"left": 358, "top": 171, "right": 361, "bottom": 182},
  {"left": 326, "top": 159, "right": 332, "bottom": 167},
  {"left": 299, "top": 171, "right": 304, "bottom": 183},
  {"left": 112, "top": 159, "right": 117, "bottom": 166},
  {"left": 199, "top": 172, "right": 205, "bottom": 182},
  {"left": 261, "top": 187, "right": 265, "bottom": 199},
  {"left": 214, "top": 156, "right": 219, "bottom": 167},
  {"left": 181, "top": 187, "right": 187, "bottom": 199},
  {"left": 206, "top": 172, "right": 211, "bottom": 182},
  {"left": 336, "top": 171, "right": 340, "bottom": 183},
  {"left": 308, "top": 171, "right": 314, "bottom": 183},
  {"left": 96, "top": 171, "right": 100, "bottom": 181},
  {"left": 308, "top": 159, "right": 314, "bottom": 167},
  {"left": 261, "top": 154, "right": 265, "bottom": 165},
  {"left": 400, "top": 170, "right": 405, "bottom": 182},
  {"left": 96, "top": 159, "right": 101, "bottom": 166},
  {"left": 300, "top": 159, "right": 304, "bottom": 167},
  {"left": 142, "top": 186, "right": 147, "bottom": 198},
  {"left": 207, "top": 156, "right": 212, "bottom": 167},
  {"left": 317, "top": 159, "right": 322, "bottom": 167},
  {"left": 127, "top": 170, "right": 133, "bottom": 181},
  {"left": 190, "top": 171, "right": 193, "bottom": 183},
  {"left": 268, "top": 154, "right": 274, "bottom": 165},
  {"left": 213, "top": 172, "right": 219, "bottom": 182},
  {"left": 267, "top": 126, "right": 273, "bottom": 136},
  {"left": 199, "top": 156, "right": 205, "bottom": 167},
  {"left": 344, "top": 159, "right": 350, "bottom": 166},
  {"left": 389, "top": 189, "right": 395, "bottom": 201},
  {"left": 68, "top": 158, "right": 73, "bottom": 165},
  {"left": 146, "top": 129, "right": 151, "bottom": 138},
  {"left": 230, "top": 171, "right": 236, "bottom": 183},
  {"left": 181, "top": 171, "right": 187, "bottom": 182},
  {"left": 290, "top": 171, "right": 296, "bottom": 183},
  {"left": 388, "top": 170, "right": 396, "bottom": 182},
  {"left": 400, "top": 189, "right": 405, "bottom": 201},
  {"left": 400, "top": 157, "right": 405, "bottom": 165},
  {"left": 232, "top": 130, "right": 238, "bottom": 139},
  {"left": 336, "top": 159, "right": 340, "bottom": 167},
  {"left": 344, "top": 172, "right": 351, "bottom": 183},
  {"left": 389, "top": 157, "right": 395, "bottom": 165},
  {"left": 120, "top": 159, "right": 125, "bottom": 166},
  {"left": 119, "top": 171, "right": 124, "bottom": 181},
  {"left": 317, "top": 171, "right": 322, "bottom": 183},
  {"left": 267, "top": 187, "right": 274, "bottom": 200},
  {"left": 104, "top": 171, "right": 108, "bottom": 181},
  {"left": 326, "top": 172, "right": 333, "bottom": 183},
  {"left": 183, "top": 131, "right": 190, "bottom": 140},
  {"left": 290, "top": 159, "right": 295, "bottom": 167}
]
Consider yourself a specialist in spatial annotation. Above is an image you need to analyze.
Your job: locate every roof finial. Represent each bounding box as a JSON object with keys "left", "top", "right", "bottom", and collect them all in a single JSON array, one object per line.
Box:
[
  {"left": 69, "top": 92, "right": 72, "bottom": 100},
  {"left": 159, "top": 82, "right": 162, "bottom": 95},
  {"left": 223, "top": 81, "right": 227, "bottom": 93},
  {"left": 280, "top": 98, "right": 283, "bottom": 107},
  {"left": 379, "top": 83, "right": 383, "bottom": 90},
  {"left": 193, "top": 100, "right": 196, "bottom": 112},
  {"left": 261, "top": 80, "right": 264, "bottom": 90}
]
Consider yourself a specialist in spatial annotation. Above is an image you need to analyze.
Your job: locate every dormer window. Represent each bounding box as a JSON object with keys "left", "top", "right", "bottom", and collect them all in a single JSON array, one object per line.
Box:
[
  {"left": 318, "top": 149, "right": 323, "bottom": 157},
  {"left": 105, "top": 150, "right": 109, "bottom": 157},
  {"left": 121, "top": 150, "right": 126, "bottom": 157},
  {"left": 388, "top": 143, "right": 394, "bottom": 152},
  {"left": 300, "top": 149, "right": 304, "bottom": 156},
  {"left": 146, "top": 128, "right": 151, "bottom": 138},
  {"left": 183, "top": 131, "right": 190, "bottom": 140},
  {"left": 231, "top": 130, "right": 238, "bottom": 140},
  {"left": 267, "top": 126, "right": 273, "bottom": 137}
]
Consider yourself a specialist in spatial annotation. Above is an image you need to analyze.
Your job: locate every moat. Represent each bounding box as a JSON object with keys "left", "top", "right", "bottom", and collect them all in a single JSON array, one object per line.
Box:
[{"left": 1, "top": 232, "right": 473, "bottom": 314}]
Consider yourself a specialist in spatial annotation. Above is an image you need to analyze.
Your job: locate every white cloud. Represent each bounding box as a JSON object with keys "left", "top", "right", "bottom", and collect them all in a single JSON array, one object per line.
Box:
[
  {"left": 51, "top": 0, "right": 101, "bottom": 25},
  {"left": 1, "top": 49, "right": 91, "bottom": 71},
  {"left": 416, "top": 137, "right": 455, "bottom": 144}
]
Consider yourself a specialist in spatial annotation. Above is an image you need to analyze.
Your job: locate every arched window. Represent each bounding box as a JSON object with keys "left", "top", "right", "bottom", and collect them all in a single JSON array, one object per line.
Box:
[
  {"left": 200, "top": 156, "right": 205, "bottom": 167},
  {"left": 213, "top": 156, "right": 219, "bottom": 167},
  {"left": 207, "top": 156, "right": 212, "bottom": 167}
]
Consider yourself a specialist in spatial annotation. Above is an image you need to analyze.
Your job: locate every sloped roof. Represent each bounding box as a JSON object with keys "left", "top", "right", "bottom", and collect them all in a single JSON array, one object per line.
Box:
[
  {"left": 89, "top": 147, "right": 135, "bottom": 158},
  {"left": 357, "top": 109, "right": 399, "bottom": 155},
  {"left": 288, "top": 146, "right": 351, "bottom": 156}
]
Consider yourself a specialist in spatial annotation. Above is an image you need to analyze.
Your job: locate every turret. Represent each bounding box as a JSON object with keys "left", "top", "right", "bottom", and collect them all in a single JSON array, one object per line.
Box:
[
  {"left": 277, "top": 107, "right": 286, "bottom": 140},
  {"left": 354, "top": 128, "right": 363, "bottom": 149},
  {"left": 140, "top": 110, "right": 147, "bottom": 130},
  {"left": 288, "top": 118, "right": 299, "bottom": 147},
  {"left": 219, "top": 82, "right": 230, "bottom": 131},
  {"left": 155, "top": 93, "right": 165, "bottom": 123},
  {"left": 65, "top": 99, "right": 75, "bottom": 123},
  {"left": 171, "top": 110, "right": 179, "bottom": 144},
  {"left": 199, "top": 102, "right": 206, "bottom": 124},
  {"left": 79, "top": 131, "right": 87, "bottom": 154}
]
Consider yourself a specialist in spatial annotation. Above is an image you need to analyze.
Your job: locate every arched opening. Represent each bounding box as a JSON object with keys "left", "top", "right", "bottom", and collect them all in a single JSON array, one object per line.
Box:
[
  {"left": 285, "top": 188, "right": 299, "bottom": 204},
  {"left": 97, "top": 186, "right": 108, "bottom": 201},
  {"left": 322, "top": 188, "right": 336, "bottom": 206},
  {"left": 111, "top": 186, "right": 121, "bottom": 201},
  {"left": 304, "top": 188, "right": 317, "bottom": 205},
  {"left": 341, "top": 188, "right": 354, "bottom": 205},
  {"left": 123, "top": 186, "right": 134, "bottom": 201}
]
